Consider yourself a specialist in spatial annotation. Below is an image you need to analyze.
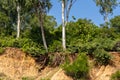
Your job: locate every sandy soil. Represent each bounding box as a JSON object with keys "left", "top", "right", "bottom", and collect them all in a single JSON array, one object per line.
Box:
[{"left": 0, "top": 48, "right": 120, "bottom": 80}]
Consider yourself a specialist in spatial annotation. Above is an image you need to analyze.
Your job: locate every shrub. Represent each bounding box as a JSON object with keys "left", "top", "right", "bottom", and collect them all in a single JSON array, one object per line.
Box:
[
  {"left": 0, "top": 47, "right": 4, "bottom": 54},
  {"left": 93, "top": 48, "right": 111, "bottom": 65},
  {"left": 67, "top": 45, "right": 79, "bottom": 53},
  {"left": 111, "top": 70, "right": 120, "bottom": 80},
  {"left": 0, "top": 37, "right": 46, "bottom": 56},
  {"left": 20, "top": 38, "right": 46, "bottom": 56},
  {"left": 90, "top": 38, "right": 114, "bottom": 51},
  {"left": 62, "top": 53, "right": 89, "bottom": 80},
  {"left": 112, "top": 39, "right": 120, "bottom": 52},
  {"left": 66, "top": 37, "right": 115, "bottom": 55},
  {"left": 48, "top": 40, "right": 62, "bottom": 52}
]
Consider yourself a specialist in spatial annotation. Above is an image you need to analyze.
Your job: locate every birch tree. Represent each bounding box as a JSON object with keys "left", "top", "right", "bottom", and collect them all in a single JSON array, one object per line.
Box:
[
  {"left": 16, "top": 1, "right": 21, "bottom": 38},
  {"left": 62, "top": 0, "right": 66, "bottom": 50},
  {"left": 16, "top": 0, "right": 31, "bottom": 38},
  {"left": 61, "top": 0, "right": 77, "bottom": 50},
  {"left": 0, "top": 0, "right": 32, "bottom": 38},
  {"left": 94, "top": 0, "right": 117, "bottom": 23}
]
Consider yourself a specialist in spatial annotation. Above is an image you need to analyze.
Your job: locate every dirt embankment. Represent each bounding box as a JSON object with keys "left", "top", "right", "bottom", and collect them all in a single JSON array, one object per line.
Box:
[
  {"left": 90, "top": 52, "right": 120, "bottom": 80},
  {"left": 0, "top": 48, "right": 120, "bottom": 80},
  {"left": 0, "top": 48, "right": 72, "bottom": 80},
  {"left": 0, "top": 48, "right": 39, "bottom": 80}
]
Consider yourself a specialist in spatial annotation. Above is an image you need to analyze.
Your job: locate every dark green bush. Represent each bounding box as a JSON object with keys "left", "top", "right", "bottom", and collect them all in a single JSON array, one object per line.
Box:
[
  {"left": 93, "top": 48, "right": 111, "bottom": 65},
  {"left": 111, "top": 70, "right": 120, "bottom": 80},
  {"left": 66, "top": 37, "right": 115, "bottom": 56},
  {"left": 90, "top": 38, "right": 114, "bottom": 51},
  {"left": 21, "top": 40, "right": 46, "bottom": 56},
  {"left": 0, "top": 37, "right": 14, "bottom": 47},
  {"left": 0, "top": 37, "right": 46, "bottom": 56},
  {"left": 62, "top": 53, "right": 89, "bottom": 80},
  {"left": 112, "top": 39, "right": 120, "bottom": 52},
  {"left": 48, "top": 40, "right": 62, "bottom": 52},
  {"left": 0, "top": 47, "right": 4, "bottom": 54},
  {"left": 67, "top": 45, "right": 79, "bottom": 53}
]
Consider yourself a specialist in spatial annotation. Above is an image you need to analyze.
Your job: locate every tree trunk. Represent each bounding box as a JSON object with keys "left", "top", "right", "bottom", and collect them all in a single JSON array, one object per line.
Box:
[
  {"left": 39, "top": 14, "right": 48, "bottom": 52},
  {"left": 17, "top": 4, "right": 20, "bottom": 38},
  {"left": 62, "top": 0, "right": 66, "bottom": 50},
  {"left": 34, "top": 2, "right": 48, "bottom": 52},
  {"left": 104, "top": 13, "right": 108, "bottom": 24}
]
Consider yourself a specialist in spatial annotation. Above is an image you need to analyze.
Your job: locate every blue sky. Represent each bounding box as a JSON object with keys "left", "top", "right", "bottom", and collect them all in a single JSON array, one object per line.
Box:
[{"left": 48, "top": 0, "right": 120, "bottom": 26}]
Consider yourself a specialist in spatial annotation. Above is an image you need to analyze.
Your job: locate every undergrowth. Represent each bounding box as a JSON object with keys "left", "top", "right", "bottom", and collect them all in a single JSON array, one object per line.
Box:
[
  {"left": 111, "top": 70, "right": 120, "bottom": 80},
  {"left": 0, "top": 37, "right": 46, "bottom": 56},
  {"left": 93, "top": 48, "right": 111, "bottom": 65},
  {"left": 62, "top": 53, "right": 89, "bottom": 80}
]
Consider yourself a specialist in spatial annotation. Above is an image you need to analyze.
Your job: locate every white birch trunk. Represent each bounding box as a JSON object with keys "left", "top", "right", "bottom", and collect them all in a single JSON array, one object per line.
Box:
[
  {"left": 104, "top": 14, "right": 108, "bottom": 24},
  {"left": 17, "top": 5, "right": 20, "bottom": 38},
  {"left": 62, "top": 0, "right": 66, "bottom": 50}
]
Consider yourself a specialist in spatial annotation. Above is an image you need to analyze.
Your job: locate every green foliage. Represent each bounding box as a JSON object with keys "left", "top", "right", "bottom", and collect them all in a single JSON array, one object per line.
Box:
[
  {"left": 21, "top": 38, "right": 46, "bottom": 56},
  {"left": 67, "top": 37, "right": 115, "bottom": 55},
  {"left": 110, "top": 15, "right": 120, "bottom": 32},
  {"left": 111, "top": 70, "right": 120, "bottom": 80},
  {"left": 91, "top": 38, "right": 115, "bottom": 51},
  {"left": 0, "top": 37, "right": 16, "bottom": 47},
  {"left": 0, "top": 37, "right": 46, "bottom": 56},
  {"left": 69, "top": 28, "right": 115, "bottom": 66},
  {"left": 22, "top": 77, "right": 34, "bottom": 80},
  {"left": 98, "top": 27, "right": 118, "bottom": 38},
  {"left": 62, "top": 53, "right": 89, "bottom": 79},
  {"left": 66, "top": 19, "right": 98, "bottom": 43},
  {"left": 94, "top": 0, "right": 117, "bottom": 23},
  {"left": 44, "top": 16, "right": 57, "bottom": 32},
  {"left": 48, "top": 40, "right": 62, "bottom": 52},
  {"left": 66, "top": 18, "right": 99, "bottom": 53},
  {"left": 93, "top": 48, "right": 111, "bottom": 65},
  {"left": 65, "top": 19, "right": 118, "bottom": 67},
  {"left": 111, "top": 38, "right": 120, "bottom": 52},
  {"left": 0, "top": 47, "right": 4, "bottom": 54},
  {"left": 0, "top": 12, "right": 9, "bottom": 27}
]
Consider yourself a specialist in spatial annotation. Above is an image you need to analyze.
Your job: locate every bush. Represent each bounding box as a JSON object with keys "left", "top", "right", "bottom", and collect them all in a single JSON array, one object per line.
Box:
[
  {"left": 21, "top": 38, "right": 46, "bottom": 56},
  {"left": 111, "top": 70, "right": 120, "bottom": 80},
  {"left": 0, "top": 37, "right": 46, "bottom": 56},
  {"left": 112, "top": 40, "right": 120, "bottom": 52},
  {"left": 90, "top": 38, "right": 114, "bottom": 51},
  {"left": 62, "top": 53, "right": 89, "bottom": 79},
  {"left": 0, "top": 47, "right": 4, "bottom": 54},
  {"left": 93, "top": 48, "right": 111, "bottom": 65},
  {"left": 66, "top": 37, "right": 115, "bottom": 55},
  {"left": 48, "top": 40, "right": 62, "bottom": 52},
  {"left": 67, "top": 45, "right": 79, "bottom": 53}
]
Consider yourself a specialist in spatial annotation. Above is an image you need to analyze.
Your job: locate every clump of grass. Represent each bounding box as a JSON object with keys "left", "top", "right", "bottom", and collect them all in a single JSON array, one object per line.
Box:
[
  {"left": 111, "top": 70, "right": 120, "bottom": 80},
  {"left": 0, "top": 47, "right": 4, "bottom": 54},
  {"left": 62, "top": 53, "right": 89, "bottom": 80}
]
